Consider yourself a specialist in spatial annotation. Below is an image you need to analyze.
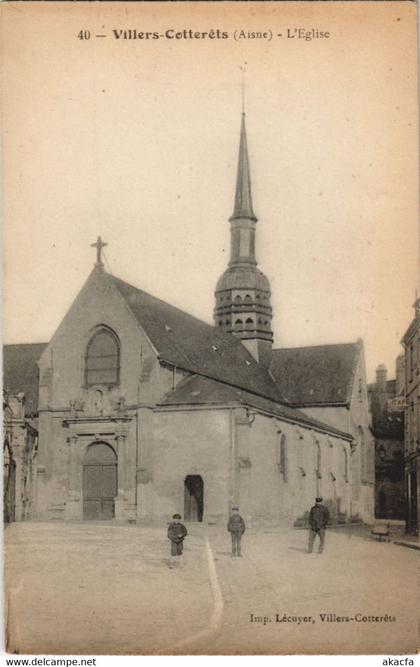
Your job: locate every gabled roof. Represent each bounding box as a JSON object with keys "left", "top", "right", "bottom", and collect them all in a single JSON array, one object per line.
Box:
[
  {"left": 270, "top": 342, "right": 361, "bottom": 407},
  {"left": 111, "top": 274, "right": 283, "bottom": 403},
  {"left": 158, "top": 374, "right": 352, "bottom": 440},
  {"left": 3, "top": 343, "right": 47, "bottom": 416}
]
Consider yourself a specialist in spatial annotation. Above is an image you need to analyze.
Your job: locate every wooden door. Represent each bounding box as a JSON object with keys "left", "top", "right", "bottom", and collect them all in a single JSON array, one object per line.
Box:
[{"left": 83, "top": 443, "right": 117, "bottom": 520}]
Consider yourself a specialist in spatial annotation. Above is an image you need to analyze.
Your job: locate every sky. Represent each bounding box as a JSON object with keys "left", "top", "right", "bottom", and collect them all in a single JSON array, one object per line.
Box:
[{"left": 2, "top": 1, "right": 419, "bottom": 382}]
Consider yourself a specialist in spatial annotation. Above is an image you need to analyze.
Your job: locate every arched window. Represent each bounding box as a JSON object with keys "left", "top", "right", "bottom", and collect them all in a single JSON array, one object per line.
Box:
[
  {"left": 343, "top": 446, "right": 349, "bottom": 483},
  {"left": 277, "top": 434, "right": 287, "bottom": 481},
  {"left": 234, "top": 319, "right": 243, "bottom": 329},
  {"left": 245, "top": 317, "right": 254, "bottom": 329},
  {"left": 316, "top": 443, "right": 322, "bottom": 478},
  {"left": 234, "top": 294, "right": 242, "bottom": 303},
  {"left": 244, "top": 294, "right": 253, "bottom": 304},
  {"left": 85, "top": 327, "right": 120, "bottom": 386}
]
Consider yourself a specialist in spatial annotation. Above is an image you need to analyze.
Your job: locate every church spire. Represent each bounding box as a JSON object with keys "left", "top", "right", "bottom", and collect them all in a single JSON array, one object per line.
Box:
[
  {"left": 230, "top": 114, "right": 257, "bottom": 223},
  {"left": 214, "top": 112, "right": 273, "bottom": 367}
]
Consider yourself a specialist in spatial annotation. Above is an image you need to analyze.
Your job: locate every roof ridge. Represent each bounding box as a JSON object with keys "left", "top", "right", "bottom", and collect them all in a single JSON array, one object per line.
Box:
[{"left": 272, "top": 341, "right": 359, "bottom": 353}]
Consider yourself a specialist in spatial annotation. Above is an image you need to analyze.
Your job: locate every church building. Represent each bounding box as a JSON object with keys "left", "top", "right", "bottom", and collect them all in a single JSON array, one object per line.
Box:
[{"left": 3, "top": 114, "right": 374, "bottom": 526}]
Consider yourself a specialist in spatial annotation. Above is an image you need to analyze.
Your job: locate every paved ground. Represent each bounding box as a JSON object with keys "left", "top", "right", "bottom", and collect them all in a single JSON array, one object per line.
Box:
[
  {"left": 4, "top": 521, "right": 419, "bottom": 655},
  {"left": 5, "top": 522, "right": 213, "bottom": 655}
]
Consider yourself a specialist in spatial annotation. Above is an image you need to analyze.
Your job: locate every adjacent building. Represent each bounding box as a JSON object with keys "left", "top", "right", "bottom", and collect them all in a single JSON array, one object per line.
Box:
[
  {"left": 402, "top": 299, "right": 420, "bottom": 535},
  {"left": 3, "top": 344, "right": 43, "bottom": 521},
  {"left": 368, "top": 359, "right": 405, "bottom": 520}
]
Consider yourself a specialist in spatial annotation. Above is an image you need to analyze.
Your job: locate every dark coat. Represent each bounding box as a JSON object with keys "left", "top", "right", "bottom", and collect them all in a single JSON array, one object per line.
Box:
[
  {"left": 309, "top": 504, "right": 330, "bottom": 531},
  {"left": 227, "top": 514, "right": 246, "bottom": 534},
  {"left": 168, "top": 522, "right": 188, "bottom": 544}
]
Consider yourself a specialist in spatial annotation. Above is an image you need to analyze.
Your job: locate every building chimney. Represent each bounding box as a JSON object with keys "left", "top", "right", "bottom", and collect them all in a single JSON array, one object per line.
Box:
[{"left": 376, "top": 364, "right": 387, "bottom": 391}]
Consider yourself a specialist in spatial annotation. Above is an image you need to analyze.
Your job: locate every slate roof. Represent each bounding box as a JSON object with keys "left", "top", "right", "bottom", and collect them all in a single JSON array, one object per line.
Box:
[
  {"left": 159, "top": 374, "right": 352, "bottom": 440},
  {"left": 1, "top": 273, "right": 360, "bottom": 441},
  {"left": 3, "top": 343, "right": 47, "bottom": 416},
  {"left": 111, "top": 275, "right": 283, "bottom": 403},
  {"left": 270, "top": 343, "right": 361, "bottom": 407}
]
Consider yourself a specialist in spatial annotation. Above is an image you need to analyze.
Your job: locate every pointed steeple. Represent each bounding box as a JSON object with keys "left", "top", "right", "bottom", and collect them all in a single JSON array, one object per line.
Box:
[
  {"left": 230, "top": 114, "right": 257, "bottom": 222},
  {"left": 214, "top": 111, "right": 273, "bottom": 366}
]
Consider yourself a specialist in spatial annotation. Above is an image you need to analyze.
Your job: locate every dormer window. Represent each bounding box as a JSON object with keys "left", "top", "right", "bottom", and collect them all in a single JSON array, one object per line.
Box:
[{"left": 85, "top": 327, "right": 120, "bottom": 387}]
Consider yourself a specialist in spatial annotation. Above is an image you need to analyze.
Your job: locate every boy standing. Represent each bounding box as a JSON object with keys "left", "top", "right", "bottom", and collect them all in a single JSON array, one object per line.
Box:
[
  {"left": 227, "top": 507, "right": 246, "bottom": 557},
  {"left": 167, "top": 513, "right": 188, "bottom": 568}
]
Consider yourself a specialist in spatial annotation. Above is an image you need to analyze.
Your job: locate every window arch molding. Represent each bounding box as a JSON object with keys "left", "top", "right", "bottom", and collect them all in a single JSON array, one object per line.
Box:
[{"left": 84, "top": 325, "right": 121, "bottom": 387}]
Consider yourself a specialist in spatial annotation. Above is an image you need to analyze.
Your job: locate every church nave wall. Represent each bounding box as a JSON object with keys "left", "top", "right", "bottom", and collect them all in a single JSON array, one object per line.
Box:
[{"left": 151, "top": 409, "right": 231, "bottom": 524}]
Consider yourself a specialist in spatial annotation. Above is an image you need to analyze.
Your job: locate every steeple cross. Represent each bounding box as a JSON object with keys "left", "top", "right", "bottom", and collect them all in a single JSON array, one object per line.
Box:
[
  {"left": 240, "top": 61, "right": 247, "bottom": 114},
  {"left": 91, "top": 235, "right": 108, "bottom": 267}
]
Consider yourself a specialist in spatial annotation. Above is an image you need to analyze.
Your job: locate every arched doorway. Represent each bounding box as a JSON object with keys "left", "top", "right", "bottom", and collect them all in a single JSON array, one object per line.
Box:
[
  {"left": 83, "top": 442, "right": 117, "bottom": 520},
  {"left": 184, "top": 475, "right": 204, "bottom": 522}
]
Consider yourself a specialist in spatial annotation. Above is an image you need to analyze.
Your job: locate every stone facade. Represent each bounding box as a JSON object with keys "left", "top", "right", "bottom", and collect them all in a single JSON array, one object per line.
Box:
[
  {"left": 402, "top": 298, "right": 420, "bottom": 535},
  {"left": 153, "top": 406, "right": 354, "bottom": 526},
  {"left": 3, "top": 391, "right": 38, "bottom": 522},
  {"left": 30, "top": 264, "right": 357, "bottom": 526},
  {"left": 368, "top": 361, "right": 405, "bottom": 520},
  {"left": 35, "top": 268, "right": 185, "bottom": 522}
]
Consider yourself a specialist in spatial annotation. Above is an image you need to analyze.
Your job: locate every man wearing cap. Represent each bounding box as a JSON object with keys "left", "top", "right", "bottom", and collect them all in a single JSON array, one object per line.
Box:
[
  {"left": 167, "top": 513, "right": 188, "bottom": 567},
  {"left": 227, "top": 507, "right": 246, "bottom": 557},
  {"left": 308, "top": 497, "right": 330, "bottom": 553}
]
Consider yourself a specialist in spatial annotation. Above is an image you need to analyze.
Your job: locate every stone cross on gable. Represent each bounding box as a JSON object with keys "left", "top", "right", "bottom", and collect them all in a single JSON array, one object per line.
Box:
[{"left": 91, "top": 236, "right": 108, "bottom": 267}]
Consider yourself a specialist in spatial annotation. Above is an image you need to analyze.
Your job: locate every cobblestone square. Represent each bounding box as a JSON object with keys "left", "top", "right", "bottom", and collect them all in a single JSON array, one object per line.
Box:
[{"left": 4, "top": 522, "right": 419, "bottom": 655}]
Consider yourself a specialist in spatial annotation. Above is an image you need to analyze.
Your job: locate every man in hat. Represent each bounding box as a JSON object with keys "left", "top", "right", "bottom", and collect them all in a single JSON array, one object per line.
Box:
[
  {"left": 227, "top": 507, "right": 246, "bottom": 557},
  {"left": 308, "top": 497, "right": 330, "bottom": 553},
  {"left": 167, "top": 513, "right": 188, "bottom": 568}
]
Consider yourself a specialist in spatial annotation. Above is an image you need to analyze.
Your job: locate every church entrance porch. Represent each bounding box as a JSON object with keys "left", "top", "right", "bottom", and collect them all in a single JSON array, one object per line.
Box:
[
  {"left": 83, "top": 442, "right": 117, "bottom": 520},
  {"left": 184, "top": 475, "right": 204, "bottom": 522}
]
